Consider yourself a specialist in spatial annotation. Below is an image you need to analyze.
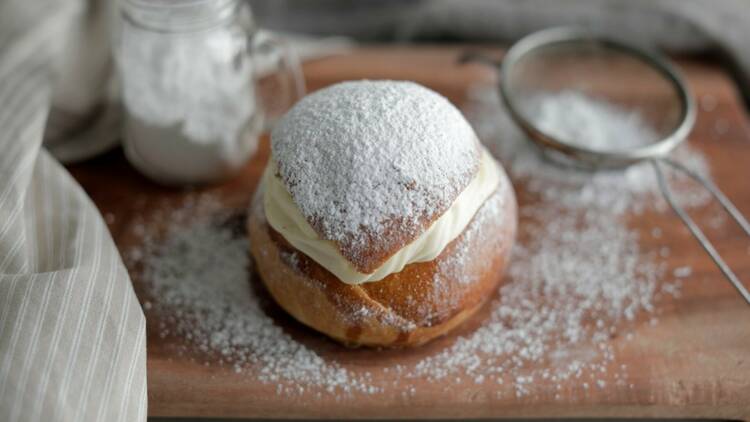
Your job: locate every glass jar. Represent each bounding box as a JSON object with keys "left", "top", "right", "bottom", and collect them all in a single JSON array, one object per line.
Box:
[{"left": 113, "top": 0, "right": 303, "bottom": 185}]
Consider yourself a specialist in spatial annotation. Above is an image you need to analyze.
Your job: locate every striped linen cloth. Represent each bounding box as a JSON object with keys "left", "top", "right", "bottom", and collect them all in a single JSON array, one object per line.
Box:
[{"left": 0, "top": 0, "right": 147, "bottom": 421}]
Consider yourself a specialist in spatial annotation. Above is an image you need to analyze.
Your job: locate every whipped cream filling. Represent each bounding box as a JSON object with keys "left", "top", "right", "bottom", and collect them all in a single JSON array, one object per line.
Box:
[{"left": 262, "top": 146, "right": 501, "bottom": 284}]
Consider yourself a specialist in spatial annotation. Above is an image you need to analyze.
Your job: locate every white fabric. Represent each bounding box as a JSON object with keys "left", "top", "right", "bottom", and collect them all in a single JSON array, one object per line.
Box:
[
  {"left": 43, "top": 0, "right": 122, "bottom": 164},
  {"left": 0, "top": 0, "right": 147, "bottom": 421}
]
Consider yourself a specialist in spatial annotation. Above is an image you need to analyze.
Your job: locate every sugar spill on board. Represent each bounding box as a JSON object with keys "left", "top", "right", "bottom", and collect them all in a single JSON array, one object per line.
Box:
[
  {"left": 128, "top": 196, "right": 377, "bottom": 395},
  {"left": 128, "top": 85, "right": 713, "bottom": 399},
  {"left": 412, "top": 86, "right": 709, "bottom": 395}
]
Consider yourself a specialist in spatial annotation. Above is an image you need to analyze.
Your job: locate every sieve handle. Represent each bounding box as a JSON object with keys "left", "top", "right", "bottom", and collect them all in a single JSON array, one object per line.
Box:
[{"left": 651, "top": 158, "right": 750, "bottom": 305}]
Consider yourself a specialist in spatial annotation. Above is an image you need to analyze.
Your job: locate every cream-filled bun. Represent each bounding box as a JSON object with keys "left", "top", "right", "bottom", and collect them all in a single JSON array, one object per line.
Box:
[{"left": 248, "top": 80, "right": 517, "bottom": 347}]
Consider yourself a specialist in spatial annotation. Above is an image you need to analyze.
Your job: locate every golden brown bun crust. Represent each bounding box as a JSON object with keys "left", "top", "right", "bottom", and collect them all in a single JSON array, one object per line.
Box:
[{"left": 248, "top": 182, "right": 517, "bottom": 347}]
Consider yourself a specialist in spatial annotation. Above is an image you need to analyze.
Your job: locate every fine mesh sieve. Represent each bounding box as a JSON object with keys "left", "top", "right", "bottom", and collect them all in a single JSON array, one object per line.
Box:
[{"left": 463, "top": 27, "right": 750, "bottom": 305}]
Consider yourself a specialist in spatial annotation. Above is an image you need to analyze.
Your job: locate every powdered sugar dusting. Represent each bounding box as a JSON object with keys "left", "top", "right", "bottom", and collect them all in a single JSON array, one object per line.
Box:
[
  {"left": 127, "top": 83, "right": 713, "bottom": 401},
  {"left": 128, "top": 195, "right": 375, "bottom": 395},
  {"left": 468, "top": 88, "right": 711, "bottom": 215},
  {"left": 404, "top": 85, "right": 708, "bottom": 394},
  {"left": 271, "top": 80, "right": 480, "bottom": 269},
  {"left": 525, "top": 90, "right": 659, "bottom": 152},
  {"left": 412, "top": 208, "right": 662, "bottom": 390}
]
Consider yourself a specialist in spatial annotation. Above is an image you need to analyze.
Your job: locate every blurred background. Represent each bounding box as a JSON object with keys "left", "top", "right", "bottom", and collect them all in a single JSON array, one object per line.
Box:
[
  {"left": 247, "top": 0, "right": 749, "bottom": 95},
  {"left": 32, "top": 0, "right": 749, "bottom": 165}
]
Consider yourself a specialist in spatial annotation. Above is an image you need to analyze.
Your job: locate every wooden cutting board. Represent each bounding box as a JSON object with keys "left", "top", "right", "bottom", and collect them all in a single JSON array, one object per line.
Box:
[{"left": 68, "top": 46, "right": 750, "bottom": 419}]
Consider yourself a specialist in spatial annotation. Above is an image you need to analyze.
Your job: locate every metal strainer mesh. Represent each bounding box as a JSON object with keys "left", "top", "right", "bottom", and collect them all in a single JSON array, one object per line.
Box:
[{"left": 464, "top": 27, "right": 750, "bottom": 305}]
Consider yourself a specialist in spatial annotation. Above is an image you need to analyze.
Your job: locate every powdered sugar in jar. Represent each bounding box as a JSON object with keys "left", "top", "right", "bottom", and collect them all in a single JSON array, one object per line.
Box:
[{"left": 114, "top": 0, "right": 303, "bottom": 185}]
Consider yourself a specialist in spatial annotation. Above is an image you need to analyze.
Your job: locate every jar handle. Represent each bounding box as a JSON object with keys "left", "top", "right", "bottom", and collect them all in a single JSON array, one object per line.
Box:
[{"left": 248, "top": 30, "right": 305, "bottom": 128}]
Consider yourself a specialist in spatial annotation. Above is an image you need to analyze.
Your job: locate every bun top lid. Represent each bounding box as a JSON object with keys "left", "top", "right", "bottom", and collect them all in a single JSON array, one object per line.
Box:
[{"left": 270, "top": 80, "right": 480, "bottom": 272}]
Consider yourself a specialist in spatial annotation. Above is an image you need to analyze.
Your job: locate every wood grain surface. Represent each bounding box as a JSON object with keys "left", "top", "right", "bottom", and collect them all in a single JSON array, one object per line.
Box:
[{"left": 67, "top": 46, "right": 750, "bottom": 419}]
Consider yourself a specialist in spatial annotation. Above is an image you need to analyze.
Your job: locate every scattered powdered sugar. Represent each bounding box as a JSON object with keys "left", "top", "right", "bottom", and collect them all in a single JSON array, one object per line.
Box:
[
  {"left": 411, "top": 208, "right": 663, "bottom": 390},
  {"left": 271, "top": 80, "right": 479, "bottom": 268},
  {"left": 403, "top": 86, "right": 709, "bottom": 394},
  {"left": 468, "top": 88, "right": 711, "bottom": 215},
  {"left": 128, "top": 195, "right": 373, "bottom": 395},
  {"left": 524, "top": 90, "right": 659, "bottom": 152},
  {"left": 128, "top": 83, "right": 712, "bottom": 400}
]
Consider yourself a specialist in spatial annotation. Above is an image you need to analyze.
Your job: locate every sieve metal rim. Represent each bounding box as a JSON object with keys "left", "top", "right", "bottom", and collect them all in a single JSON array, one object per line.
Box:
[
  {"left": 498, "top": 26, "right": 697, "bottom": 168},
  {"left": 461, "top": 28, "right": 750, "bottom": 305}
]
